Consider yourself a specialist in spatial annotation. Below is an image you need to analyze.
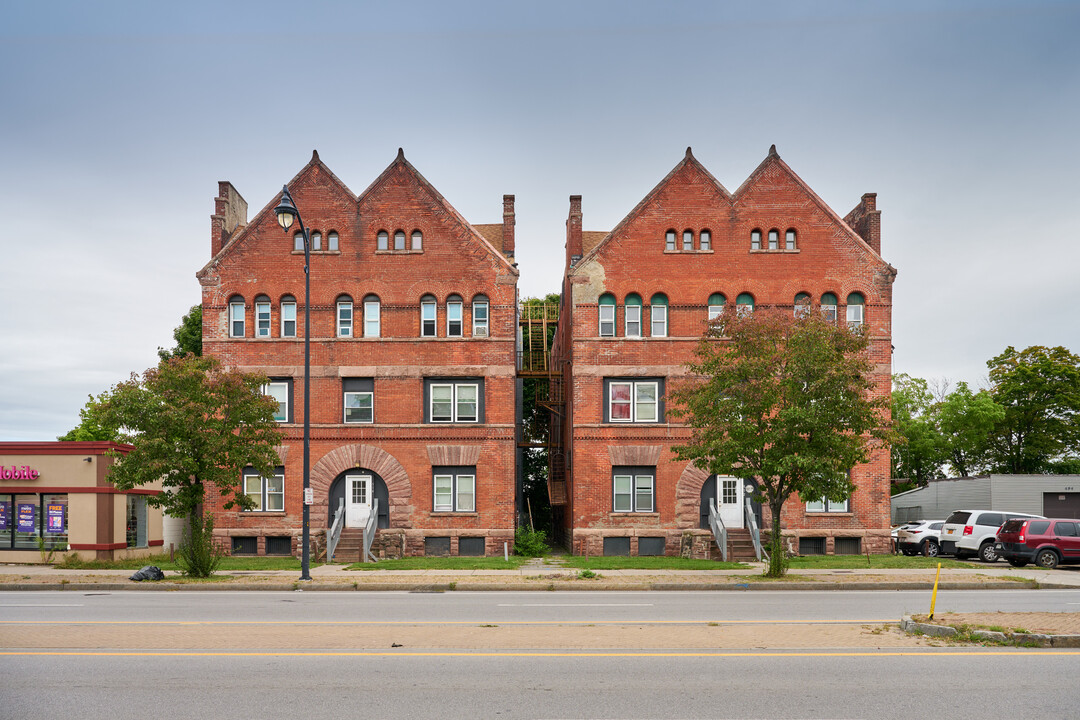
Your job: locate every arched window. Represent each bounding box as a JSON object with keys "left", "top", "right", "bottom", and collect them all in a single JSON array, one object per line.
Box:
[
  {"left": 336, "top": 295, "right": 353, "bottom": 337},
  {"left": 363, "top": 295, "right": 380, "bottom": 338},
  {"left": 768, "top": 229, "right": 779, "bottom": 250},
  {"left": 650, "top": 293, "right": 668, "bottom": 337},
  {"left": 394, "top": 230, "right": 406, "bottom": 251},
  {"left": 846, "top": 292, "right": 865, "bottom": 329},
  {"left": 785, "top": 229, "right": 797, "bottom": 250},
  {"left": 665, "top": 229, "right": 676, "bottom": 251},
  {"left": 377, "top": 230, "right": 388, "bottom": 251},
  {"left": 625, "top": 293, "right": 642, "bottom": 337},
  {"left": 794, "top": 292, "right": 811, "bottom": 319},
  {"left": 599, "top": 293, "right": 616, "bottom": 337},
  {"left": 255, "top": 294, "right": 271, "bottom": 338},
  {"left": 447, "top": 294, "right": 464, "bottom": 337},
  {"left": 682, "top": 229, "right": 693, "bottom": 251},
  {"left": 736, "top": 293, "right": 754, "bottom": 317},
  {"left": 472, "top": 295, "right": 489, "bottom": 337},
  {"left": 229, "top": 296, "right": 245, "bottom": 337},
  {"left": 700, "top": 229, "right": 711, "bottom": 251},
  {"left": 821, "top": 292, "right": 838, "bottom": 322},
  {"left": 751, "top": 229, "right": 762, "bottom": 250},
  {"left": 420, "top": 295, "right": 437, "bottom": 337},
  {"left": 708, "top": 293, "right": 726, "bottom": 322},
  {"left": 328, "top": 231, "right": 339, "bottom": 251},
  {"left": 411, "top": 230, "right": 423, "bottom": 250},
  {"left": 293, "top": 232, "right": 304, "bottom": 252},
  {"left": 280, "top": 295, "right": 297, "bottom": 337},
  {"left": 311, "top": 231, "right": 322, "bottom": 251}
]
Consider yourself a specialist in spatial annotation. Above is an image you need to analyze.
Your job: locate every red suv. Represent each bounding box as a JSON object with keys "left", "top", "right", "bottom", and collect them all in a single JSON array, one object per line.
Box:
[{"left": 995, "top": 518, "right": 1080, "bottom": 569}]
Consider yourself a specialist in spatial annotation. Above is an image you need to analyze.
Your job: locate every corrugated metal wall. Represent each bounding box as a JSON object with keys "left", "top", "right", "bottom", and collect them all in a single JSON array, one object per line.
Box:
[{"left": 892, "top": 475, "right": 1080, "bottom": 522}]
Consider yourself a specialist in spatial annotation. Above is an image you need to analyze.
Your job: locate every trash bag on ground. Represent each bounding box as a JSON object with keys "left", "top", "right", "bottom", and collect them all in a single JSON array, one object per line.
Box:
[{"left": 129, "top": 565, "right": 165, "bottom": 582}]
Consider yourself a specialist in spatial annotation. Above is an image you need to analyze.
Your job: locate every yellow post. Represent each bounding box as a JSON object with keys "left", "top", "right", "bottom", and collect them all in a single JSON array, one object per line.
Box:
[{"left": 929, "top": 562, "right": 942, "bottom": 619}]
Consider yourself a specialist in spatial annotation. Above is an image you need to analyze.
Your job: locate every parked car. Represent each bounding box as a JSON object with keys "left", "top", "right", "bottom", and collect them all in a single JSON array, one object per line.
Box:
[
  {"left": 896, "top": 520, "right": 944, "bottom": 556},
  {"left": 939, "top": 509, "right": 1045, "bottom": 562},
  {"left": 995, "top": 518, "right": 1080, "bottom": 569}
]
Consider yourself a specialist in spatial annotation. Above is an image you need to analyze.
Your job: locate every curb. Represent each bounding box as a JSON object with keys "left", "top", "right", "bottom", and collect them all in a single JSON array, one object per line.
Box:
[
  {"left": 900, "top": 615, "right": 1080, "bottom": 647},
  {"left": 1, "top": 579, "right": 1043, "bottom": 592}
]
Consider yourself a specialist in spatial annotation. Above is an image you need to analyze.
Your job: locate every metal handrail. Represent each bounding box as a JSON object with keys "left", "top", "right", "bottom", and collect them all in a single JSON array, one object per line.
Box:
[
  {"left": 708, "top": 498, "right": 728, "bottom": 562},
  {"left": 327, "top": 498, "right": 345, "bottom": 562},
  {"left": 362, "top": 498, "right": 379, "bottom": 563},
  {"left": 745, "top": 496, "right": 768, "bottom": 562}
]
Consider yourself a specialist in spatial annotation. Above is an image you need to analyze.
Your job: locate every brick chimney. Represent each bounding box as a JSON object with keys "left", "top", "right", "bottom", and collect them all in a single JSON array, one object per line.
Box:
[
  {"left": 567, "top": 195, "right": 583, "bottom": 266},
  {"left": 211, "top": 181, "right": 248, "bottom": 257},
  {"left": 502, "top": 194, "right": 515, "bottom": 258},
  {"left": 844, "top": 192, "right": 881, "bottom": 255}
]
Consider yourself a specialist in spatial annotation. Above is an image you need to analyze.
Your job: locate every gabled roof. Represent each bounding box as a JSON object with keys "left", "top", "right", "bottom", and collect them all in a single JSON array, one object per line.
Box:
[
  {"left": 569, "top": 147, "right": 730, "bottom": 274},
  {"left": 732, "top": 145, "right": 889, "bottom": 265},
  {"left": 354, "top": 148, "right": 518, "bottom": 273}
]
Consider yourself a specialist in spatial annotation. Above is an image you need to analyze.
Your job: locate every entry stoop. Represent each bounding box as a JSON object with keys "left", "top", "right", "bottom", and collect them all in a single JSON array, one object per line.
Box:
[
  {"left": 726, "top": 528, "right": 760, "bottom": 562},
  {"left": 330, "top": 528, "right": 366, "bottom": 563}
]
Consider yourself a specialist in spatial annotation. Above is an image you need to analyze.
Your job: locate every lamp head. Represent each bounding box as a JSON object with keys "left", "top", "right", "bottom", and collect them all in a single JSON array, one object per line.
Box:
[{"left": 274, "top": 186, "right": 297, "bottom": 231}]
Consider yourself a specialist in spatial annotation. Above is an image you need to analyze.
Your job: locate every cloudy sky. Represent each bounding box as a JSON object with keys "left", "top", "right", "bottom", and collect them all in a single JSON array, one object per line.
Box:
[{"left": 2, "top": 0, "right": 1078, "bottom": 441}]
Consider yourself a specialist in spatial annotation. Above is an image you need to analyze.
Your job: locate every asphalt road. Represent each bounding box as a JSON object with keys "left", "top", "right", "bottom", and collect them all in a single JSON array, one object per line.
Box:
[
  {"left": 2, "top": 588, "right": 1079, "bottom": 623},
  {"left": 3, "top": 652, "right": 1077, "bottom": 719}
]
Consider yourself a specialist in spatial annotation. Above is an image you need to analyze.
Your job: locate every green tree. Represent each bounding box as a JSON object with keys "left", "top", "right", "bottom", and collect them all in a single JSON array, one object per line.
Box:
[
  {"left": 986, "top": 345, "right": 1080, "bottom": 474},
  {"left": 57, "top": 390, "right": 123, "bottom": 441},
  {"left": 937, "top": 381, "right": 1003, "bottom": 477},
  {"left": 671, "top": 311, "right": 892, "bottom": 577},
  {"left": 518, "top": 293, "right": 561, "bottom": 535},
  {"left": 98, "top": 355, "right": 283, "bottom": 576},
  {"left": 157, "top": 304, "right": 202, "bottom": 360},
  {"left": 890, "top": 374, "right": 946, "bottom": 486}
]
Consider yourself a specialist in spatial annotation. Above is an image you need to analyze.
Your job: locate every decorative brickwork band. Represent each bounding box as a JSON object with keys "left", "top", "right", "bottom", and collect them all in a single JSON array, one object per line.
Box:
[
  {"left": 674, "top": 463, "right": 711, "bottom": 529},
  {"left": 426, "top": 445, "right": 482, "bottom": 466},
  {"left": 607, "top": 445, "right": 662, "bottom": 466},
  {"left": 309, "top": 444, "right": 411, "bottom": 528}
]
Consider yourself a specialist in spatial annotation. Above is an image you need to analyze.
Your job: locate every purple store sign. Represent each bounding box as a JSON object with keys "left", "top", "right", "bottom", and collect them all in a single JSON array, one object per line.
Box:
[
  {"left": 46, "top": 504, "right": 65, "bottom": 534},
  {"left": 17, "top": 504, "right": 35, "bottom": 533},
  {"left": 0, "top": 501, "right": 9, "bottom": 527}
]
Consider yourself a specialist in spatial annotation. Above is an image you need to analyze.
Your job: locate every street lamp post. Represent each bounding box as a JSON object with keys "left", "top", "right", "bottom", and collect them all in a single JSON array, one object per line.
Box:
[{"left": 274, "top": 185, "right": 313, "bottom": 582}]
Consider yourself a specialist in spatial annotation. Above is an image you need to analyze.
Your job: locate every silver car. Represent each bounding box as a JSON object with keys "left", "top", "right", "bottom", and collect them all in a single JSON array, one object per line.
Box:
[{"left": 896, "top": 520, "right": 944, "bottom": 556}]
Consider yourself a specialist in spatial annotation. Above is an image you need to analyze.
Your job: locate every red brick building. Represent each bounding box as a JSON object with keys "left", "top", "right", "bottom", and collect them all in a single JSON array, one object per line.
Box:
[
  {"left": 197, "top": 150, "right": 519, "bottom": 558},
  {"left": 551, "top": 146, "right": 896, "bottom": 557}
]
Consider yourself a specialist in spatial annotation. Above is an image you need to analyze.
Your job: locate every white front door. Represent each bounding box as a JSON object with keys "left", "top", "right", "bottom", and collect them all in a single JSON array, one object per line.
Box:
[
  {"left": 717, "top": 476, "right": 743, "bottom": 529},
  {"left": 345, "top": 474, "right": 372, "bottom": 528}
]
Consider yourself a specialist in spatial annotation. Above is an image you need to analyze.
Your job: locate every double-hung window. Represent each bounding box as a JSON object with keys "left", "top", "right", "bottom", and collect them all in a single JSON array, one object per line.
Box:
[
  {"left": 427, "top": 379, "right": 482, "bottom": 423},
  {"left": 394, "top": 230, "right": 406, "bottom": 250},
  {"left": 411, "top": 230, "right": 423, "bottom": 250},
  {"left": 650, "top": 294, "right": 668, "bottom": 337},
  {"left": 598, "top": 294, "right": 616, "bottom": 337},
  {"left": 613, "top": 467, "right": 655, "bottom": 513},
  {"left": 377, "top": 230, "right": 388, "bottom": 250},
  {"left": 846, "top": 293, "right": 865, "bottom": 330},
  {"left": 707, "top": 293, "right": 725, "bottom": 323},
  {"left": 768, "top": 229, "right": 779, "bottom": 250},
  {"left": 243, "top": 468, "right": 284, "bottom": 512},
  {"left": 328, "top": 231, "right": 339, "bottom": 251},
  {"left": 665, "top": 229, "right": 676, "bottom": 251},
  {"left": 343, "top": 378, "right": 374, "bottom": 423},
  {"left": 700, "top": 230, "right": 711, "bottom": 251},
  {"left": 421, "top": 296, "right": 437, "bottom": 337},
  {"left": 311, "top": 231, "right": 322, "bottom": 251},
  {"left": 472, "top": 296, "right": 489, "bottom": 336},
  {"left": 606, "top": 379, "right": 661, "bottom": 423},
  {"left": 736, "top": 293, "right": 754, "bottom": 317},
  {"left": 433, "top": 467, "right": 476, "bottom": 512},
  {"left": 821, "top": 293, "right": 838, "bottom": 322},
  {"left": 255, "top": 296, "right": 271, "bottom": 338},
  {"left": 794, "top": 292, "right": 811, "bottom": 319},
  {"left": 363, "top": 296, "right": 380, "bottom": 338},
  {"left": 281, "top": 297, "right": 296, "bottom": 337},
  {"left": 229, "top": 298, "right": 245, "bottom": 337},
  {"left": 447, "top": 296, "right": 463, "bottom": 337},
  {"left": 337, "top": 297, "right": 353, "bottom": 337},
  {"left": 682, "top": 229, "right": 693, "bottom": 251},
  {"left": 625, "top": 294, "right": 642, "bottom": 337},
  {"left": 262, "top": 380, "right": 291, "bottom": 423}
]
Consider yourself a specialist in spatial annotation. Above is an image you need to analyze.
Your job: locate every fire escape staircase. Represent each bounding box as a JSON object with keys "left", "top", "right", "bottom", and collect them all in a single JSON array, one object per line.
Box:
[{"left": 517, "top": 302, "right": 567, "bottom": 506}]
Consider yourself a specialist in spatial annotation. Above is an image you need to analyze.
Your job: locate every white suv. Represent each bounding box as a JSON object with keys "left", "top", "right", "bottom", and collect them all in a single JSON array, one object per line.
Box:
[{"left": 939, "top": 509, "right": 1044, "bottom": 562}]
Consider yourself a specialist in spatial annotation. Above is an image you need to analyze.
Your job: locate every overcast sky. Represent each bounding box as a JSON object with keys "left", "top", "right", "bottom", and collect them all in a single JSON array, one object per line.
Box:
[{"left": 2, "top": 0, "right": 1078, "bottom": 441}]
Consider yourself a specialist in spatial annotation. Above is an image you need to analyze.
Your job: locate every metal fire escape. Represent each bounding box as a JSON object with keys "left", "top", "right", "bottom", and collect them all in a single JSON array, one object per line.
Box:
[{"left": 517, "top": 302, "right": 566, "bottom": 507}]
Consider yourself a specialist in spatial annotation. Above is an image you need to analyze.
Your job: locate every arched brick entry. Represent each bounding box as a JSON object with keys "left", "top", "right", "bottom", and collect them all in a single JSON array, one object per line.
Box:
[
  {"left": 309, "top": 445, "right": 411, "bottom": 528},
  {"left": 674, "top": 463, "right": 710, "bottom": 528}
]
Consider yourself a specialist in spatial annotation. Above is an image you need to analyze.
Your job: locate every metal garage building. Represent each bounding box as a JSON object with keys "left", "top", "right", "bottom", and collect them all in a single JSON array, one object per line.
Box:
[{"left": 891, "top": 474, "right": 1080, "bottom": 523}]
